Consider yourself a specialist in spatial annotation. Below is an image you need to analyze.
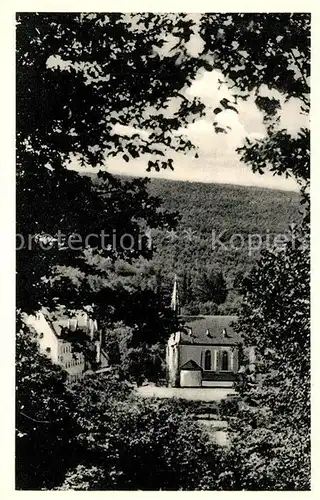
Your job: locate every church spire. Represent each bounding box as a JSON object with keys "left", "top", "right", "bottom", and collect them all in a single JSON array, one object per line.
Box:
[{"left": 170, "top": 274, "right": 180, "bottom": 315}]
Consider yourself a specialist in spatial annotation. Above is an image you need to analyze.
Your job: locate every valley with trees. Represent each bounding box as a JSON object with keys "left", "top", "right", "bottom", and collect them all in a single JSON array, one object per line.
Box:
[
  {"left": 15, "top": 12, "right": 310, "bottom": 491},
  {"left": 86, "top": 172, "right": 301, "bottom": 315}
]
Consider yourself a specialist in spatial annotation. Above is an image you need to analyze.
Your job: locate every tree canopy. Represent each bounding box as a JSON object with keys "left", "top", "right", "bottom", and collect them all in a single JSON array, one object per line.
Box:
[{"left": 16, "top": 12, "right": 309, "bottom": 311}]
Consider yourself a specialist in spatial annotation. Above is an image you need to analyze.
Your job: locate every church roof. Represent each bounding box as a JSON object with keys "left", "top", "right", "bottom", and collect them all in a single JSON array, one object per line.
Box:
[
  {"left": 179, "top": 315, "right": 239, "bottom": 345},
  {"left": 180, "top": 360, "right": 202, "bottom": 371}
]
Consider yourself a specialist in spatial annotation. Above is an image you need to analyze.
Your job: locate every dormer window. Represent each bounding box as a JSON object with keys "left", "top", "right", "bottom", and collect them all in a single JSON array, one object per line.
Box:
[{"left": 185, "top": 327, "right": 193, "bottom": 337}]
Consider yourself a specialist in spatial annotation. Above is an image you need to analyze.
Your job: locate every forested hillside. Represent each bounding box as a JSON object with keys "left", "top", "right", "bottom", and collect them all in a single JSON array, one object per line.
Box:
[
  {"left": 88, "top": 173, "right": 301, "bottom": 314},
  {"left": 148, "top": 177, "right": 300, "bottom": 272}
]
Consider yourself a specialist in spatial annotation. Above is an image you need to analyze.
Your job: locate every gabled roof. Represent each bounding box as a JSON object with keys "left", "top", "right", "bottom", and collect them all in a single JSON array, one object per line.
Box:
[
  {"left": 43, "top": 310, "right": 98, "bottom": 338},
  {"left": 180, "top": 360, "right": 202, "bottom": 371},
  {"left": 179, "top": 315, "right": 239, "bottom": 345}
]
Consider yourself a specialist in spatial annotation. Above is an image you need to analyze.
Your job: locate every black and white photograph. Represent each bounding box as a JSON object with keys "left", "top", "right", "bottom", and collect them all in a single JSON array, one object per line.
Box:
[{"left": 12, "top": 7, "right": 310, "bottom": 491}]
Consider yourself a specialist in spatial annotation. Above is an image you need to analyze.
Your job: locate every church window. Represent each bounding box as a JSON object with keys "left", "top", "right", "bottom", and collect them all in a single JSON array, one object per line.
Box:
[
  {"left": 221, "top": 351, "right": 229, "bottom": 371},
  {"left": 204, "top": 350, "right": 212, "bottom": 370},
  {"left": 213, "top": 350, "right": 217, "bottom": 371}
]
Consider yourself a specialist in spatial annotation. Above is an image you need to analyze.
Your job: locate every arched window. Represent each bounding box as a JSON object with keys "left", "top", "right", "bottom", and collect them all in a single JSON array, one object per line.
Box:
[
  {"left": 221, "top": 351, "right": 229, "bottom": 371},
  {"left": 204, "top": 350, "right": 211, "bottom": 370}
]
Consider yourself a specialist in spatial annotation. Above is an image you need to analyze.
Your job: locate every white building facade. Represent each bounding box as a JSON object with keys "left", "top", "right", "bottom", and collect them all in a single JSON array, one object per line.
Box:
[{"left": 23, "top": 309, "right": 108, "bottom": 383}]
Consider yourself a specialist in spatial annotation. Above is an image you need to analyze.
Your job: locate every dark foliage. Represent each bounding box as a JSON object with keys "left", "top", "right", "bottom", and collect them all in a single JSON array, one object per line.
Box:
[
  {"left": 58, "top": 379, "right": 225, "bottom": 491},
  {"left": 15, "top": 12, "right": 310, "bottom": 491},
  {"left": 16, "top": 317, "right": 77, "bottom": 490}
]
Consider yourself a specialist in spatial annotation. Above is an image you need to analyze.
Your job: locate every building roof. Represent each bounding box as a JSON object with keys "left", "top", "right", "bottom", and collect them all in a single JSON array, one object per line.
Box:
[
  {"left": 180, "top": 360, "right": 202, "bottom": 371},
  {"left": 50, "top": 319, "right": 69, "bottom": 337},
  {"left": 179, "top": 315, "right": 239, "bottom": 345},
  {"left": 42, "top": 310, "right": 98, "bottom": 338}
]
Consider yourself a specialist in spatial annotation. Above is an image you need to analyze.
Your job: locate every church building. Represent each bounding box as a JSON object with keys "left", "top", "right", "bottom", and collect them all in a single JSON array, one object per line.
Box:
[{"left": 166, "top": 275, "right": 240, "bottom": 388}]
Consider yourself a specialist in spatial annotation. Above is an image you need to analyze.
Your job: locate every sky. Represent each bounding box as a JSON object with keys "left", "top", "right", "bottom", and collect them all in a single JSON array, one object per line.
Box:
[{"left": 67, "top": 19, "right": 308, "bottom": 192}]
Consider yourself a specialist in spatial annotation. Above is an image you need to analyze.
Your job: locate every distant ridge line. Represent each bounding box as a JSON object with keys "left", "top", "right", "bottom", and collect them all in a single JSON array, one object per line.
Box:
[{"left": 80, "top": 170, "right": 299, "bottom": 195}]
